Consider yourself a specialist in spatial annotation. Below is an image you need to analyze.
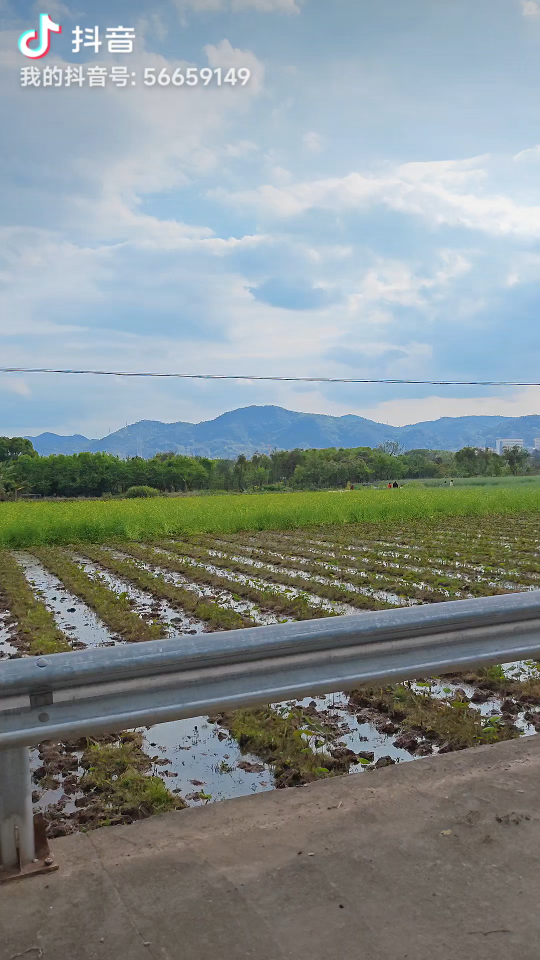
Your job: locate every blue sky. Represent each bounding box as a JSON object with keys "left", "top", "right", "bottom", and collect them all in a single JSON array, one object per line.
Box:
[{"left": 2, "top": 0, "right": 540, "bottom": 437}]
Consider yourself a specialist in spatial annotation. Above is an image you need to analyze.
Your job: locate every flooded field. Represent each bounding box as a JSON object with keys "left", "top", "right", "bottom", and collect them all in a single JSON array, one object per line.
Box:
[{"left": 2, "top": 512, "right": 540, "bottom": 837}]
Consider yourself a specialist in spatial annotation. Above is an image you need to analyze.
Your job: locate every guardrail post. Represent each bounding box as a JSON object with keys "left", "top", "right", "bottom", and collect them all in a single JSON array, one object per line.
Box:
[
  {"left": 0, "top": 747, "right": 59, "bottom": 882},
  {"left": 0, "top": 747, "right": 35, "bottom": 871}
]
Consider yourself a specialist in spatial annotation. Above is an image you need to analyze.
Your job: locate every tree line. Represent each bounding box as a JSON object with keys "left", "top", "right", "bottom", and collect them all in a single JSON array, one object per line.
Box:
[{"left": 0, "top": 437, "right": 537, "bottom": 499}]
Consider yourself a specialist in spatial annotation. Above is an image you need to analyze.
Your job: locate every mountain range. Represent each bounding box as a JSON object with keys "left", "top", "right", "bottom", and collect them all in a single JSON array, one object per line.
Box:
[{"left": 25, "top": 405, "right": 540, "bottom": 459}]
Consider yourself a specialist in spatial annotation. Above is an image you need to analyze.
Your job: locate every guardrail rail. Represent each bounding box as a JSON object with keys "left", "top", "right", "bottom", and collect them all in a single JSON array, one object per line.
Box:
[{"left": 3, "top": 591, "right": 540, "bottom": 881}]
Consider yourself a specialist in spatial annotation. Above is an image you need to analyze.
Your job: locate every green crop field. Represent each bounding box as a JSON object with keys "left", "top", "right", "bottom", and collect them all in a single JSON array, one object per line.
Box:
[{"left": 1, "top": 485, "right": 540, "bottom": 549}]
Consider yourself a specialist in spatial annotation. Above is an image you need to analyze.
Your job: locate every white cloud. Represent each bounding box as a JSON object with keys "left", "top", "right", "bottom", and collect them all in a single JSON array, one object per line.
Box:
[
  {"left": 232, "top": 0, "right": 303, "bottom": 9},
  {"left": 175, "top": 0, "right": 225, "bottom": 9},
  {"left": 120, "top": 231, "right": 269, "bottom": 253},
  {"left": 0, "top": 30, "right": 265, "bottom": 247},
  {"left": 269, "top": 165, "right": 293, "bottom": 184},
  {"left": 215, "top": 153, "right": 540, "bottom": 240},
  {"left": 302, "top": 131, "right": 323, "bottom": 153},
  {"left": 30, "top": 0, "right": 78, "bottom": 17},
  {"left": 357, "top": 386, "right": 540, "bottom": 427},
  {"left": 500, "top": 251, "right": 540, "bottom": 288},
  {"left": 514, "top": 145, "right": 540, "bottom": 162},
  {"left": 303, "top": 243, "right": 353, "bottom": 262},
  {"left": 204, "top": 38, "right": 265, "bottom": 92},
  {"left": 521, "top": 0, "right": 540, "bottom": 16},
  {"left": 347, "top": 251, "right": 472, "bottom": 311}
]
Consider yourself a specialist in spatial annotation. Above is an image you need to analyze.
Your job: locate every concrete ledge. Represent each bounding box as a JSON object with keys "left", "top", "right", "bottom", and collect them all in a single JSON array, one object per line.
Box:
[{"left": 2, "top": 736, "right": 540, "bottom": 959}]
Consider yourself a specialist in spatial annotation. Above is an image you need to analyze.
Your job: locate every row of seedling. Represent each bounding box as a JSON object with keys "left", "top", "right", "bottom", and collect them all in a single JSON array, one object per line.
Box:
[
  {"left": 223, "top": 526, "right": 539, "bottom": 596},
  {"left": 183, "top": 533, "right": 518, "bottom": 603}
]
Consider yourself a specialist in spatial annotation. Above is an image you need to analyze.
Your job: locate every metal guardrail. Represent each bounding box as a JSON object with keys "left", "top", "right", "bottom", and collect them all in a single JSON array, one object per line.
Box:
[{"left": 3, "top": 591, "right": 540, "bottom": 880}]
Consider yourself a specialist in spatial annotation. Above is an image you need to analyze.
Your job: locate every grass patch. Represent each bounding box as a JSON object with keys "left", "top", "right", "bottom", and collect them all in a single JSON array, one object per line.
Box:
[
  {"left": 33, "top": 547, "right": 165, "bottom": 643},
  {"left": 0, "top": 550, "right": 72, "bottom": 654},
  {"left": 218, "top": 705, "right": 352, "bottom": 787},
  {"left": 79, "top": 732, "right": 185, "bottom": 827},
  {"left": 2, "top": 488, "right": 540, "bottom": 548}
]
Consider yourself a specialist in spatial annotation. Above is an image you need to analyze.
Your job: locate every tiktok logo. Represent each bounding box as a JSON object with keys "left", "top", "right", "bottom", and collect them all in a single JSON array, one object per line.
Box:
[{"left": 18, "top": 13, "right": 62, "bottom": 59}]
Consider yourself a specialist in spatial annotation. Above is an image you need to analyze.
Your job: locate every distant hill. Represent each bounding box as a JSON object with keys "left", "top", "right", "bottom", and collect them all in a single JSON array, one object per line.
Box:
[
  {"left": 27, "top": 432, "right": 94, "bottom": 456},
  {"left": 26, "top": 406, "right": 540, "bottom": 459}
]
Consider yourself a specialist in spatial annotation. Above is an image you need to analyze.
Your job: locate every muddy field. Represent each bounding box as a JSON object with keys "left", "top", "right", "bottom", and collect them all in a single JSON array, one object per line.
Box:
[{"left": 2, "top": 513, "right": 540, "bottom": 838}]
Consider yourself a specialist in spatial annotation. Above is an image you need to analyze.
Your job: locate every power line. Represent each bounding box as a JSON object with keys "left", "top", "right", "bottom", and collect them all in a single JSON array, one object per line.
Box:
[{"left": 0, "top": 367, "right": 538, "bottom": 386}]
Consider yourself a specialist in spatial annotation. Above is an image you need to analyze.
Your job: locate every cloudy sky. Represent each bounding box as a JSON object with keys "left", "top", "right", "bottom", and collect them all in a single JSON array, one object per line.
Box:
[{"left": 2, "top": 0, "right": 540, "bottom": 438}]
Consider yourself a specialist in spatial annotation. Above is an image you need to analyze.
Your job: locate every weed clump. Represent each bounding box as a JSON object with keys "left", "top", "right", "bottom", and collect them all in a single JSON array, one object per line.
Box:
[
  {"left": 442, "top": 665, "right": 540, "bottom": 706},
  {"left": 350, "top": 683, "right": 519, "bottom": 751},
  {"left": 79, "top": 732, "right": 185, "bottom": 826}
]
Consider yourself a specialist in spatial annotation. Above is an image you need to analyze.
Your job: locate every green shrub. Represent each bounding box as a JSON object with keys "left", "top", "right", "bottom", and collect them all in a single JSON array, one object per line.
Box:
[{"left": 124, "top": 486, "right": 161, "bottom": 499}]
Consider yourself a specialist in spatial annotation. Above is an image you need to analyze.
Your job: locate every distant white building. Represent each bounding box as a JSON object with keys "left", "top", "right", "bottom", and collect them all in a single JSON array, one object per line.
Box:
[
  {"left": 495, "top": 438, "right": 524, "bottom": 456},
  {"left": 534, "top": 439, "right": 540, "bottom": 451}
]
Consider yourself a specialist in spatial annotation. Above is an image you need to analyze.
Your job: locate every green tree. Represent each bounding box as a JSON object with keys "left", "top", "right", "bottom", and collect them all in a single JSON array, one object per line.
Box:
[
  {"left": 234, "top": 454, "right": 248, "bottom": 491},
  {"left": 455, "top": 447, "right": 479, "bottom": 477},
  {"left": 503, "top": 445, "right": 530, "bottom": 475},
  {"left": 0, "top": 437, "right": 36, "bottom": 461},
  {"left": 209, "top": 460, "right": 235, "bottom": 490}
]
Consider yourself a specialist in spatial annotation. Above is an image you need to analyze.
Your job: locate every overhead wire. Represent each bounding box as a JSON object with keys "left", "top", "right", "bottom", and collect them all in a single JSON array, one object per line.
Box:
[{"left": 0, "top": 367, "right": 537, "bottom": 386}]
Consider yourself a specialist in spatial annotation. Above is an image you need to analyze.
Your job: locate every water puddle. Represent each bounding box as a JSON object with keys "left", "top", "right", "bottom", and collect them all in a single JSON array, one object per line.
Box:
[
  {"left": 376, "top": 549, "right": 538, "bottom": 585},
  {"left": 30, "top": 745, "right": 84, "bottom": 816},
  {"left": 142, "top": 717, "right": 275, "bottom": 805},
  {"left": 224, "top": 538, "right": 453, "bottom": 598},
  {"left": 0, "top": 608, "right": 19, "bottom": 659},
  {"left": 409, "top": 669, "right": 537, "bottom": 737},
  {"left": 16, "top": 553, "right": 116, "bottom": 648},
  {"left": 200, "top": 545, "right": 416, "bottom": 608},
  {"left": 143, "top": 690, "right": 422, "bottom": 805}
]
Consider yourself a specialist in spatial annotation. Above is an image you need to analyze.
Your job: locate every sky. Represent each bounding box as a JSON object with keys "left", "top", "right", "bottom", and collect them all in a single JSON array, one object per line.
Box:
[{"left": 2, "top": 0, "right": 540, "bottom": 438}]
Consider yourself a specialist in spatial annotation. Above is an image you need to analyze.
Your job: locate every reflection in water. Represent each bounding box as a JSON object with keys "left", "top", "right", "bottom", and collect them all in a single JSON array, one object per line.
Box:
[{"left": 143, "top": 717, "right": 275, "bottom": 805}]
